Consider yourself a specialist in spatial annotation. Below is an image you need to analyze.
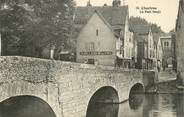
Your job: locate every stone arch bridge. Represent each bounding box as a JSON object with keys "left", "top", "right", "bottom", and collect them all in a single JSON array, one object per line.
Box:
[{"left": 0, "top": 56, "right": 157, "bottom": 117}]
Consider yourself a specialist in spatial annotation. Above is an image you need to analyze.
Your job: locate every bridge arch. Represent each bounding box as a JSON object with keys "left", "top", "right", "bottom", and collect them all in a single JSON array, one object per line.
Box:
[
  {"left": 86, "top": 86, "right": 119, "bottom": 117},
  {"left": 0, "top": 56, "right": 156, "bottom": 117},
  {"left": 0, "top": 95, "right": 56, "bottom": 117},
  {"left": 129, "top": 83, "right": 144, "bottom": 95},
  {"left": 129, "top": 83, "right": 144, "bottom": 110}
]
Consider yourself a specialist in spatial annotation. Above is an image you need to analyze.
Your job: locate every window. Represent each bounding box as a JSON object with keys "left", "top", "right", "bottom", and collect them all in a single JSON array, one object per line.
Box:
[
  {"left": 179, "top": 25, "right": 181, "bottom": 29},
  {"left": 153, "top": 51, "right": 155, "bottom": 58},
  {"left": 87, "top": 59, "right": 95, "bottom": 64},
  {"left": 96, "top": 29, "right": 99, "bottom": 36},
  {"left": 120, "top": 46, "right": 122, "bottom": 54},
  {"left": 88, "top": 42, "right": 95, "bottom": 51},
  {"left": 85, "top": 42, "right": 95, "bottom": 51},
  {"left": 129, "top": 38, "right": 131, "bottom": 42},
  {"left": 164, "top": 42, "right": 169, "bottom": 47},
  {"left": 120, "top": 46, "right": 124, "bottom": 55}
]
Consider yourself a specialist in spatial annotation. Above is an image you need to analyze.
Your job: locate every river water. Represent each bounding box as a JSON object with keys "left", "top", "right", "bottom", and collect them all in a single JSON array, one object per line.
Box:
[{"left": 87, "top": 93, "right": 184, "bottom": 117}]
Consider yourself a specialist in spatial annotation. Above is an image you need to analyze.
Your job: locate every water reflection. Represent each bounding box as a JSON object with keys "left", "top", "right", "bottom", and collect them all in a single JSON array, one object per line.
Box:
[
  {"left": 87, "top": 102, "right": 119, "bottom": 117},
  {"left": 129, "top": 83, "right": 144, "bottom": 110},
  {"left": 87, "top": 93, "right": 184, "bottom": 117},
  {"left": 175, "top": 94, "right": 184, "bottom": 117},
  {"left": 86, "top": 86, "right": 119, "bottom": 117},
  {"left": 129, "top": 93, "right": 144, "bottom": 110},
  {"left": 0, "top": 96, "right": 56, "bottom": 117}
]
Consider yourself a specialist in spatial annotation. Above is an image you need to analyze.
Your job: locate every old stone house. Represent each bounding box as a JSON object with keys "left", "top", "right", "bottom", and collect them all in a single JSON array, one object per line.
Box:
[
  {"left": 132, "top": 32, "right": 138, "bottom": 65},
  {"left": 171, "top": 33, "right": 177, "bottom": 71},
  {"left": 134, "top": 34, "right": 147, "bottom": 69},
  {"left": 76, "top": 11, "right": 117, "bottom": 66},
  {"left": 160, "top": 34, "right": 175, "bottom": 69},
  {"left": 175, "top": 0, "right": 184, "bottom": 83},
  {"left": 74, "top": 1, "right": 134, "bottom": 67},
  {"left": 132, "top": 25, "right": 154, "bottom": 69},
  {"left": 153, "top": 33, "right": 163, "bottom": 70}
]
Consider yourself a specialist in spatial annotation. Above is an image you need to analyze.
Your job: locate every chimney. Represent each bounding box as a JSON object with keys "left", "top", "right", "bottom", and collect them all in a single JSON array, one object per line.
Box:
[
  {"left": 112, "top": 0, "right": 121, "bottom": 7},
  {"left": 118, "top": 0, "right": 121, "bottom": 6},
  {"left": 87, "top": 0, "right": 92, "bottom": 7},
  {"left": 103, "top": 3, "right": 107, "bottom": 6}
]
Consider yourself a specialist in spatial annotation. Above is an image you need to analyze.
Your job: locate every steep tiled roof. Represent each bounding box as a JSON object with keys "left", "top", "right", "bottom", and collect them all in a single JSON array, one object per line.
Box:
[
  {"left": 74, "top": 5, "right": 128, "bottom": 27},
  {"left": 94, "top": 10, "right": 119, "bottom": 37},
  {"left": 160, "top": 33, "right": 171, "bottom": 37},
  {"left": 131, "top": 25, "right": 151, "bottom": 34},
  {"left": 180, "top": 0, "right": 184, "bottom": 12},
  {"left": 72, "top": 10, "right": 119, "bottom": 38},
  {"left": 176, "top": 0, "right": 184, "bottom": 30}
]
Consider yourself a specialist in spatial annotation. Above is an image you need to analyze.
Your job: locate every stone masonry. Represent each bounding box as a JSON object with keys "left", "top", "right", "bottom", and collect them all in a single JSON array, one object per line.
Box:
[{"left": 0, "top": 56, "right": 156, "bottom": 117}]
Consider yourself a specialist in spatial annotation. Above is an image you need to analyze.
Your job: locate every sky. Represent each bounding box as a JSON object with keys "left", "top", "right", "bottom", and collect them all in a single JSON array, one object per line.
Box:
[{"left": 75, "top": 0, "right": 180, "bottom": 33}]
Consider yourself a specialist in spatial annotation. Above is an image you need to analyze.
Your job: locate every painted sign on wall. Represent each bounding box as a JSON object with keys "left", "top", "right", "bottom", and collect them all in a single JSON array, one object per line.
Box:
[{"left": 80, "top": 51, "right": 113, "bottom": 56}]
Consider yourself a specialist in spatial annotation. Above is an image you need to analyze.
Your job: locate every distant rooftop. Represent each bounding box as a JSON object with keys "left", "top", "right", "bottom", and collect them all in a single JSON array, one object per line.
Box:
[{"left": 160, "top": 33, "right": 172, "bottom": 38}]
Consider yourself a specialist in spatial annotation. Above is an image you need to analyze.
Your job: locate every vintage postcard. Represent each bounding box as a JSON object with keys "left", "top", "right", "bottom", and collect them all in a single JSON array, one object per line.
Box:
[{"left": 0, "top": 0, "right": 183, "bottom": 117}]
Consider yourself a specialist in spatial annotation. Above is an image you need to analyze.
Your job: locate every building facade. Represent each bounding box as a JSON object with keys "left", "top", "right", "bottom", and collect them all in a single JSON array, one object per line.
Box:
[
  {"left": 176, "top": 0, "right": 184, "bottom": 84},
  {"left": 76, "top": 11, "right": 117, "bottom": 66},
  {"left": 153, "top": 33, "right": 163, "bottom": 71},
  {"left": 135, "top": 34, "right": 148, "bottom": 69},
  {"left": 132, "top": 26, "right": 154, "bottom": 69},
  {"left": 132, "top": 33, "right": 138, "bottom": 64},
  {"left": 75, "top": 1, "right": 134, "bottom": 67},
  {"left": 160, "top": 34, "right": 174, "bottom": 70},
  {"left": 171, "top": 34, "right": 177, "bottom": 71}
]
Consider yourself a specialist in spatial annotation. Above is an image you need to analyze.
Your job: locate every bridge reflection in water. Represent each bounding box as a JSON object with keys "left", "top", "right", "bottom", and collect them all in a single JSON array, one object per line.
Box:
[
  {"left": 0, "top": 95, "right": 56, "bottom": 117},
  {"left": 86, "top": 86, "right": 119, "bottom": 117},
  {"left": 86, "top": 91, "right": 184, "bottom": 117},
  {"left": 0, "top": 91, "right": 184, "bottom": 117}
]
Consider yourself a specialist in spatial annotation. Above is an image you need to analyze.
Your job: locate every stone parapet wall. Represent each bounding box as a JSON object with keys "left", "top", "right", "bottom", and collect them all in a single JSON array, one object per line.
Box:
[{"left": 0, "top": 56, "right": 155, "bottom": 117}]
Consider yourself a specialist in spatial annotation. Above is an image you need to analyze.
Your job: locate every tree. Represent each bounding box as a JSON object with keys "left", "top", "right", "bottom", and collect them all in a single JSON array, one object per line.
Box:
[
  {"left": 151, "top": 23, "right": 164, "bottom": 34},
  {"left": 129, "top": 16, "right": 164, "bottom": 34},
  {"left": 0, "top": 0, "right": 76, "bottom": 59},
  {"left": 0, "top": 1, "right": 30, "bottom": 55}
]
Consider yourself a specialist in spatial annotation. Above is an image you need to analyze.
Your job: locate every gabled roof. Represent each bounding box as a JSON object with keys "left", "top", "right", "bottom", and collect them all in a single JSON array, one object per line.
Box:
[
  {"left": 160, "top": 33, "right": 171, "bottom": 37},
  {"left": 176, "top": 0, "right": 184, "bottom": 30},
  {"left": 94, "top": 10, "right": 119, "bottom": 37},
  {"left": 74, "top": 5, "right": 129, "bottom": 27},
  {"left": 94, "top": 10, "right": 113, "bottom": 31},
  {"left": 180, "top": 0, "right": 184, "bottom": 13},
  {"left": 131, "top": 25, "right": 151, "bottom": 35},
  {"left": 160, "top": 33, "right": 172, "bottom": 39},
  {"left": 75, "top": 10, "right": 119, "bottom": 38}
]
